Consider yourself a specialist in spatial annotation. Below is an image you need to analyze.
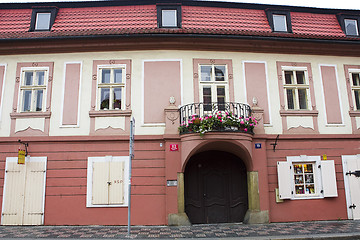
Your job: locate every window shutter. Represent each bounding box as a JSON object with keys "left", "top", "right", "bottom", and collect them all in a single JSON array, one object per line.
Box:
[
  {"left": 92, "top": 161, "right": 110, "bottom": 205},
  {"left": 23, "top": 160, "right": 46, "bottom": 225},
  {"left": 2, "top": 162, "right": 26, "bottom": 225},
  {"left": 321, "top": 160, "right": 338, "bottom": 197},
  {"left": 277, "top": 161, "right": 292, "bottom": 199},
  {"left": 108, "top": 161, "right": 125, "bottom": 205}
]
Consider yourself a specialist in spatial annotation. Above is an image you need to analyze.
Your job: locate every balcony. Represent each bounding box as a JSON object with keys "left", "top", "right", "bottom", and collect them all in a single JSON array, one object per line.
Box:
[{"left": 178, "top": 102, "right": 255, "bottom": 135}]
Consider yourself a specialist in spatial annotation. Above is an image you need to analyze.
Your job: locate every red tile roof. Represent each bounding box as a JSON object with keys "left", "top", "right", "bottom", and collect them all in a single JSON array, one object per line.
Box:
[{"left": 0, "top": 4, "right": 357, "bottom": 41}]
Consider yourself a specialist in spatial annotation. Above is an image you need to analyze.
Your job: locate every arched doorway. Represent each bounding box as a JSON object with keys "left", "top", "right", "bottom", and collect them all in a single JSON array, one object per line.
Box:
[{"left": 184, "top": 150, "right": 248, "bottom": 224}]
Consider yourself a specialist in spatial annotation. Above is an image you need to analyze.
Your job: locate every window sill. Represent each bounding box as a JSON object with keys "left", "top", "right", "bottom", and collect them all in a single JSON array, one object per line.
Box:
[
  {"left": 290, "top": 195, "right": 323, "bottom": 200},
  {"left": 89, "top": 110, "right": 132, "bottom": 118},
  {"left": 349, "top": 110, "right": 360, "bottom": 117},
  {"left": 280, "top": 110, "right": 318, "bottom": 117},
  {"left": 10, "top": 111, "right": 51, "bottom": 119}
]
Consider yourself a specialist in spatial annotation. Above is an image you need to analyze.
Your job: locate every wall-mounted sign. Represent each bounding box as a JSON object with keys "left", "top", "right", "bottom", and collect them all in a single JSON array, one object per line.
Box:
[
  {"left": 255, "top": 143, "right": 262, "bottom": 149},
  {"left": 18, "top": 149, "right": 25, "bottom": 164},
  {"left": 170, "top": 144, "right": 179, "bottom": 151},
  {"left": 323, "top": 154, "right": 327, "bottom": 160},
  {"left": 167, "top": 180, "right": 178, "bottom": 187}
]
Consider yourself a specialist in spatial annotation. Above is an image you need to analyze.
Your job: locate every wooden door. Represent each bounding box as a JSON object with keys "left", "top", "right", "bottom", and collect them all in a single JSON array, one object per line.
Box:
[
  {"left": 343, "top": 155, "right": 360, "bottom": 220},
  {"left": 185, "top": 151, "right": 248, "bottom": 224}
]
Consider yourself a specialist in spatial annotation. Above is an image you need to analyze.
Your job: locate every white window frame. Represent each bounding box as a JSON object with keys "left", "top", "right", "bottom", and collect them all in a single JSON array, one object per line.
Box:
[
  {"left": 97, "top": 64, "right": 126, "bottom": 111},
  {"left": 273, "top": 14, "right": 287, "bottom": 32},
  {"left": 199, "top": 64, "right": 229, "bottom": 112},
  {"left": 278, "top": 155, "right": 338, "bottom": 200},
  {"left": 86, "top": 156, "right": 129, "bottom": 208},
  {"left": 349, "top": 70, "right": 360, "bottom": 111},
  {"left": 282, "top": 66, "right": 311, "bottom": 110},
  {"left": 344, "top": 19, "right": 359, "bottom": 36},
  {"left": 35, "top": 12, "right": 51, "bottom": 30},
  {"left": 18, "top": 67, "right": 48, "bottom": 113}
]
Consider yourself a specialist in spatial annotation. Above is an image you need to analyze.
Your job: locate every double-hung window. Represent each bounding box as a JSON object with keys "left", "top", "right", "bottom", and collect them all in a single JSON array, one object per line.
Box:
[
  {"left": 350, "top": 72, "right": 360, "bottom": 110},
  {"left": 283, "top": 69, "right": 310, "bottom": 110},
  {"left": 97, "top": 66, "right": 126, "bottom": 110},
  {"left": 277, "top": 156, "right": 338, "bottom": 200},
  {"left": 199, "top": 65, "right": 228, "bottom": 112},
  {"left": 20, "top": 69, "right": 47, "bottom": 112}
]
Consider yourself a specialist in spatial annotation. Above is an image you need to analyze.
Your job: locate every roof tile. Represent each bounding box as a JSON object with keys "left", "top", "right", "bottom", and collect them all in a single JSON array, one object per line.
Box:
[{"left": 0, "top": 4, "right": 357, "bottom": 41}]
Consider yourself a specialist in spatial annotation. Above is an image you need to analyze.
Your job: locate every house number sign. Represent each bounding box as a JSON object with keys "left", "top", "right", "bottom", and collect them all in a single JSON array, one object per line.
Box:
[{"left": 170, "top": 144, "right": 179, "bottom": 151}]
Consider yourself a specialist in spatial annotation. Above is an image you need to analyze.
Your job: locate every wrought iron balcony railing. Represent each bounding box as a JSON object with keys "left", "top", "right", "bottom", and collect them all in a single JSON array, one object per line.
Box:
[{"left": 178, "top": 102, "right": 253, "bottom": 135}]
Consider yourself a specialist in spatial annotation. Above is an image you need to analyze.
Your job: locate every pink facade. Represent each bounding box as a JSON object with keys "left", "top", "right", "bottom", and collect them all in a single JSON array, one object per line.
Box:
[
  {"left": 0, "top": 0, "right": 359, "bottom": 228},
  {"left": 0, "top": 133, "right": 355, "bottom": 225}
]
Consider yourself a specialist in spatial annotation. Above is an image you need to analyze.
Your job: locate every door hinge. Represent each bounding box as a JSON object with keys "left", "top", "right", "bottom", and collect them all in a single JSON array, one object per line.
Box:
[
  {"left": 346, "top": 170, "right": 360, "bottom": 178},
  {"left": 349, "top": 204, "right": 356, "bottom": 209},
  {"left": 2, "top": 213, "right": 17, "bottom": 216}
]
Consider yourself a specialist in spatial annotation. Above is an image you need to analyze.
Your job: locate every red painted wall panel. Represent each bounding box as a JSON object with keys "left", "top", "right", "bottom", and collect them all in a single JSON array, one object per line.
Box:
[
  {"left": 244, "top": 62, "right": 270, "bottom": 124},
  {"left": 144, "top": 61, "right": 181, "bottom": 124},
  {"left": 320, "top": 66, "right": 342, "bottom": 124},
  {"left": 62, "top": 63, "right": 81, "bottom": 126}
]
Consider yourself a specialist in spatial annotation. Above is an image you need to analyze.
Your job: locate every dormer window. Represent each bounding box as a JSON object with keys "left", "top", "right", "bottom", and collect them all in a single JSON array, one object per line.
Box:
[
  {"left": 30, "top": 7, "right": 58, "bottom": 32},
  {"left": 266, "top": 10, "right": 292, "bottom": 33},
  {"left": 337, "top": 14, "right": 360, "bottom": 37},
  {"left": 344, "top": 19, "right": 359, "bottom": 36},
  {"left": 157, "top": 5, "right": 181, "bottom": 28},
  {"left": 35, "top": 13, "right": 51, "bottom": 30}
]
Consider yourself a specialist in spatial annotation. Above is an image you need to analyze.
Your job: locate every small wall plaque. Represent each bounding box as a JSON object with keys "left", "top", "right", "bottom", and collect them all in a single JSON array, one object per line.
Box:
[
  {"left": 167, "top": 180, "right": 178, "bottom": 187},
  {"left": 255, "top": 143, "right": 262, "bottom": 149}
]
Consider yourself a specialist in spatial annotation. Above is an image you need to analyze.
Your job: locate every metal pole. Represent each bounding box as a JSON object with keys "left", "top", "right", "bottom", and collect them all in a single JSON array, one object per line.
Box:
[{"left": 128, "top": 118, "right": 135, "bottom": 237}]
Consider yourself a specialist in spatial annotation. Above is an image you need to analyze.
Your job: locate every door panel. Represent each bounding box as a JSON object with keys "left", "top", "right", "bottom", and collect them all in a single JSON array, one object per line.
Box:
[
  {"left": 185, "top": 151, "right": 248, "bottom": 224},
  {"left": 347, "top": 158, "right": 360, "bottom": 219}
]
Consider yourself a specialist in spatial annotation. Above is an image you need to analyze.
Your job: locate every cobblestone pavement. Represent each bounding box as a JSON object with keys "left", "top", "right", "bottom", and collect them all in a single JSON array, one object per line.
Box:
[{"left": 0, "top": 220, "right": 359, "bottom": 239}]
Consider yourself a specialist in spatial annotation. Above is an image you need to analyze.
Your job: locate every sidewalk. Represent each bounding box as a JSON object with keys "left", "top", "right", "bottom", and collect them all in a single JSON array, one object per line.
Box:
[{"left": 0, "top": 220, "right": 359, "bottom": 239}]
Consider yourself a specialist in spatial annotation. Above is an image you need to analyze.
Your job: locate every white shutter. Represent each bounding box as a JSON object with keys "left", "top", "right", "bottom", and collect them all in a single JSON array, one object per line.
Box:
[
  {"left": 109, "top": 161, "right": 125, "bottom": 205},
  {"left": 23, "top": 161, "right": 46, "bottom": 225},
  {"left": 277, "top": 161, "right": 292, "bottom": 199},
  {"left": 2, "top": 162, "right": 26, "bottom": 225},
  {"left": 321, "top": 160, "right": 338, "bottom": 197},
  {"left": 92, "top": 161, "right": 110, "bottom": 205}
]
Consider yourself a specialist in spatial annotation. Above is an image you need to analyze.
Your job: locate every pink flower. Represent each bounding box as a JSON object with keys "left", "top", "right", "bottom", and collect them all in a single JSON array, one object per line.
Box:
[
  {"left": 250, "top": 123, "right": 253, "bottom": 127},
  {"left": 244, "top": 128, "right": 248, "bottom": 132},
  {"left": 240, "top": 120, "right": 244, "bottom": 124},
  {"left": 205, "top": 116, "right": 208, "bottom": 120},
  {"left": 189, "top": 121, "right": 193, "bottom": 124},
  {"left": 245, "top": 118, "right": 249, "bottom": 121}
]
